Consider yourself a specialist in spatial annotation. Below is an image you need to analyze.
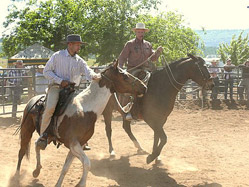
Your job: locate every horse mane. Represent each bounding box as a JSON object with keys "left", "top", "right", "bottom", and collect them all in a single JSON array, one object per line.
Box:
[{"left": 153, "top": 57, "right": 190, "bottom": 75}]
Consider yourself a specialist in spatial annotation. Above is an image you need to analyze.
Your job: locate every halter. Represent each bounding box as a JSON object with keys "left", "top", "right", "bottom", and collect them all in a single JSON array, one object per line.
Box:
[{"left": 162, "top": 55, "right": 209, "bottom": 92}]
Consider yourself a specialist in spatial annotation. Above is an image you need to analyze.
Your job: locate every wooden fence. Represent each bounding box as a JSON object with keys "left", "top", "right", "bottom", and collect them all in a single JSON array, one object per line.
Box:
[{"left": 0, "top": 66, "right": 246, "bottom": 116}]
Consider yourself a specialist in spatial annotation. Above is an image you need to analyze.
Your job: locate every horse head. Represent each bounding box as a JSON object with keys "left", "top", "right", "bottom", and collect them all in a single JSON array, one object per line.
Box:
[
  {"left": 187, "top": 54, "right": 214, "bottom": 90},
  {"left": 99, "top": 59, "right": 147, "bottom": 95}
]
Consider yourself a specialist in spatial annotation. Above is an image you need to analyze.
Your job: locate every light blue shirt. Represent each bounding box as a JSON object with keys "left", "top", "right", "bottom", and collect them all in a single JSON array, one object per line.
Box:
[{"left": 43, "top": 49, "right": 96, "bottom": 86}]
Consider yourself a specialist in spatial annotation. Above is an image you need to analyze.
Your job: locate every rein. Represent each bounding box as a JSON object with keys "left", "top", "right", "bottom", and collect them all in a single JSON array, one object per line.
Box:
[
  {"left": 161, "top": 55, "right": 207, "bottom": 93},
  {"left": 162, "top": 55, "right": 184, "bottom": 92}
]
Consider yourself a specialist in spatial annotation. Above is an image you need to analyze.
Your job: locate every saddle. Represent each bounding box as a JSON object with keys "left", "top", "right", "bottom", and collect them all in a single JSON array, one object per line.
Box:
[{"left": 34, "top": 84, "right": 76, "bottom": 142}]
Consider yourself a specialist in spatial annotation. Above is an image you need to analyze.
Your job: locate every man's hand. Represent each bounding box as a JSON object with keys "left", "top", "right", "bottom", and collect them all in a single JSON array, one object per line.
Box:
[
  {"left": 61, "top": 80, "right": 70, "bottom": 88},
  {"left": 157, "top": 46, "right": 163, "bottom": 54},
  {"left": 92, "top": 73, "right": 101, "bottom": 80}
]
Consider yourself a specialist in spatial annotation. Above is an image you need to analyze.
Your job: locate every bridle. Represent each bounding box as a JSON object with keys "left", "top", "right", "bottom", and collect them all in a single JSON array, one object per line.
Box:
[
  {"left": 100, "top": 67, "right": 140, "bottom": 93},
  {"left": 162, "top": 55, "right": 210, "bottom": 91}
]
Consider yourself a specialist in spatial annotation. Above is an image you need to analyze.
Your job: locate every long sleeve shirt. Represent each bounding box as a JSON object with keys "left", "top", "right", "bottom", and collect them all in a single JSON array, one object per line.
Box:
[
  {"left": 224, "top": 63, "right": 235, "bottom": 79},
  {"left": 208, "top": 64, "right": 220, "bottom": 78},
  {"left": 8, "top": 68, "right": 26, "bottom": 85},
  {"left": 118, "top": 38, "right": 160, "bottom": 69},
  {"left": 43, "top": 49, "right": 97, "bottom": 86}
]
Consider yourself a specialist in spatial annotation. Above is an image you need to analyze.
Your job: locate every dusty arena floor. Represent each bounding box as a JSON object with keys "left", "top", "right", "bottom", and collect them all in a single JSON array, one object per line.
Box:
[{"left": 0, "top": 101, "right": 249, "bottom": 187}]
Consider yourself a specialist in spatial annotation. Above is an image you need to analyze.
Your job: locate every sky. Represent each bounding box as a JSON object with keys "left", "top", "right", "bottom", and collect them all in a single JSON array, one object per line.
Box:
[{"left": 0, "top": 0, "right": 249, "bottom": 38}]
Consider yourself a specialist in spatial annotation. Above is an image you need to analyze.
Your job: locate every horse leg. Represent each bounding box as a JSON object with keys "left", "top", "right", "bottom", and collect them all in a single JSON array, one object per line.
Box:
[
  {"left": 103, "top": 109, "right": 115, "bottom": 157},
  {"left": 146, "top": 127, "right": 167, "bottom": 164},
  {"left": 70, "top": 141, "right": 90, "bottom": 187},
  {"left": 152, "top": 132, "right": 162, "bottom": 165},
  {"left": 55, "top": 151, "right": 75, "bottom": 187},
  {"left": 122, "top": 120, "right": 147, "bottom": 154},
  {"left": 32, "top": 144, "right": 42, "bottom": 178},
  {"left": 16, "top": 118, "right": 35, "bottom": 173}
]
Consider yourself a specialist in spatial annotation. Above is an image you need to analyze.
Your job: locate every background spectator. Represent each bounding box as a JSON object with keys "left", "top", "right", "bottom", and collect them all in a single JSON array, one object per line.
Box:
[
  {"left": 238, "top": 59, "right": 249, "bottom": 101},
  {"left": 223, "top": 58, "right": 235, "bottom": 100},
  {"left": 8, "top": 60, "right": 26, "bottom": 117},
  {"left": 208, "top": 60, "right": 220, "bottom": 100},
  {"left": 35, "top": 65, "right": 48, "bottom": 95}
]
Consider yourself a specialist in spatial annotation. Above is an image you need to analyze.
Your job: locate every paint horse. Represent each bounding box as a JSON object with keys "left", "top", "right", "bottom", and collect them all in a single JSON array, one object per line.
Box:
[
  {"left": 102, "top": 54, "right": 214, "bottom": 164},
  {"left": 16, "top": 61, "right": 146, "bottom": 187}
]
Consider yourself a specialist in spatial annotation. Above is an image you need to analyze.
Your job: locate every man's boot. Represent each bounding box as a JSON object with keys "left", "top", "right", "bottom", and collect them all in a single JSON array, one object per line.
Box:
[
  {"left": 125, "top": 112, "right": 133, "bottom": 121},
  {"left": 36, "top": 133, "right": 48, "bottom": 150}
]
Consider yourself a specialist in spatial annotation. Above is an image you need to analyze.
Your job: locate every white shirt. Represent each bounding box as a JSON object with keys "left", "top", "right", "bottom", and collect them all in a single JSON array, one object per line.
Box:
[{"left": 43, "top": 49, "right": 96, "bottom": 86}]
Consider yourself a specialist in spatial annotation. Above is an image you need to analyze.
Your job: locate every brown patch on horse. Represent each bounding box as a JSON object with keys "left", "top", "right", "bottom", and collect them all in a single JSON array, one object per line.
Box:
[{"left": 57, "top": 111, "right": 97, "bottom": 148}]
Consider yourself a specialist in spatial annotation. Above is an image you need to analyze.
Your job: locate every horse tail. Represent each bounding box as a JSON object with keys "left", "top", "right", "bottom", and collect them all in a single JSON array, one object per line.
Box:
[{"left": 16, "top": 95, "right": 45, "bottom": 160}]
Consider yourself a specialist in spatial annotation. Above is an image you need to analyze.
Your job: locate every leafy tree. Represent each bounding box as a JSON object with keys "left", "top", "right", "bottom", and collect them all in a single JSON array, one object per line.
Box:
[
  {"left": 138, "top": 12, "right": 203, "bottom": 64},
  {"left": 217, "top": 31, "right": 249, "bottom": 65},
  {"left": 1, "top": 0, "right": 202, "bottom": 66}
]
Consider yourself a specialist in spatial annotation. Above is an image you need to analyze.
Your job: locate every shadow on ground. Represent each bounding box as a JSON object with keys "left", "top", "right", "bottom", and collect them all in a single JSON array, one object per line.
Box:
[{"left": 0, "top": 116, "right": 21, "bottom": 127}]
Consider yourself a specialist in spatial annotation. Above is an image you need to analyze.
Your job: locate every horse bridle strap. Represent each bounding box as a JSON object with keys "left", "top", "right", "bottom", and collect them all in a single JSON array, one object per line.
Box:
[{"left": 162, "top": 55, "right": 184, "bottom": 91}]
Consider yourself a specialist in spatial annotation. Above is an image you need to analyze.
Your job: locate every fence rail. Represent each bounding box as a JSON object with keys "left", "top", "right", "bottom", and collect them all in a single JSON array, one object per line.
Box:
[{"left": 0, "top": 66, "right": 246, "bottom": 116}]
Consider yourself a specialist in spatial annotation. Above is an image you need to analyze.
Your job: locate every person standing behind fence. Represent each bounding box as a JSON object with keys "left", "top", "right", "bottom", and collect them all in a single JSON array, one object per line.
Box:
[
  {"left": 8, "top": 60, "right": 26, "bottom": 118},
  {"left": 238, "top": 59, "right": 249, "bottom": 101},
  {"left": 208, "top": 60, "right": 220, "bottom": 100},
  {"left": 35, "top": 65, "right": 49, "bottom": 95},
  {"left": 223, "top": 58, "right": 235, "bottom": 100}
]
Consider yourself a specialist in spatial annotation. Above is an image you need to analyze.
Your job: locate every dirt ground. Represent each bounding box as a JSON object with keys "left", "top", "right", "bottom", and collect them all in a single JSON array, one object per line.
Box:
[{"left": 0, "top": 100, "right": 249, "bottom": 187}]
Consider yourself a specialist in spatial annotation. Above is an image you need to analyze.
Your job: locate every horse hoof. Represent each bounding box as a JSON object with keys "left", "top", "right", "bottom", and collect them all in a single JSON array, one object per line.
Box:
[
  {"left": 33, "top": 166, "right": 42, "bottom": 178},
  {"left": 137, "top": 149, "right": 148, "bottom": 155},
  {"left": 110, "top": 151, "right": 116, "bottom": 158},
  {"left": 146, "top": 155, "right": 154, "bottom": 164},
  {"left": 155, "top": 159, "right": 163, "bottom": 166}
]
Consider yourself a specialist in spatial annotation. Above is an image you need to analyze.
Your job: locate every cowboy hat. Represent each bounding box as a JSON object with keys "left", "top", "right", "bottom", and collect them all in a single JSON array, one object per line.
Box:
[
  {"left": 38, "top": 65, "right": 45, "bottom": 69},
  {"left": 132, "top": 23, "right": 150, "bottom": 32},
  {"left": 65, "top": 34, "right": 87, "bottom": 44},
  {"left": 13, "top": 59, "right": 24, "bottom": 65}
]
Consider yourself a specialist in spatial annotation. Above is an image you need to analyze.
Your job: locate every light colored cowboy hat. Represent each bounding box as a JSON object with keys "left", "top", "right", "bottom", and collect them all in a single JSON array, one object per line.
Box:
[
  {"left": 13, "top": 59, "right": 24, "bottom": 65},
  {"left": 64, "top": 34, "right": 87, "bottom": 44},
  {"left": 38, "top": 65, "right": 45, "bottom": 69},
  {"left": 132, "top": 23, "right": 150, "bottom": 32}
]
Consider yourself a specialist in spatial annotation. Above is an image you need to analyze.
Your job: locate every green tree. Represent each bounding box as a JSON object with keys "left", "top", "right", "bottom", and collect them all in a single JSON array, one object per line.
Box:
[
  {"left": 138, "top": 12, "right": 203, "bottom": 64},
  {"left": 217, "top": 31, "right": 249, "bottom": 65},
  {"left": 1, "top": 0, "right": 202, "bottom": 66}
]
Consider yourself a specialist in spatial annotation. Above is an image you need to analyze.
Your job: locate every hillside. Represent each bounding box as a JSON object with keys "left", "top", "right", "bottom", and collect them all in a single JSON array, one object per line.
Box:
[{"left": 195, "top": 29, "right": 249, "bottom": 47}]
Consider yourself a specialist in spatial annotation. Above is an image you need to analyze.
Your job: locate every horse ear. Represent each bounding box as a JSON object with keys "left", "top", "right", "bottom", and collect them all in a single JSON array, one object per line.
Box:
[
  {"left": 113, "top": 59, "right": 118, "bottom": 69},
  {"left": 187, "top": 54, "right": 197, "bottom": 60}
]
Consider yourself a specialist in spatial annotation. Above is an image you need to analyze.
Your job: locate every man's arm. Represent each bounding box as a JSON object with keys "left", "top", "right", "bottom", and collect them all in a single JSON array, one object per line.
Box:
[
  {"left": 43, "top": 54, "right": 63, "bottom": 85},
  {"left": 80, "top": 59, "right": 100, "bottom": 81},
  {"left": 118, "top": 42, "right": 130, "bottom": 68},
  {"left": 149, "top": 46, "right": 163, "bottom": 62}
]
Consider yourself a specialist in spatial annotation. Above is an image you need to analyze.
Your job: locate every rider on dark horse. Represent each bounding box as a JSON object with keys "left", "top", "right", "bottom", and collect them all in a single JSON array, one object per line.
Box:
[
  {"left": 36, "top": 34, "right": 100, "bottom": 150},
  {"left": 118, "top": 23, "right": 163, "bottom": 120}
]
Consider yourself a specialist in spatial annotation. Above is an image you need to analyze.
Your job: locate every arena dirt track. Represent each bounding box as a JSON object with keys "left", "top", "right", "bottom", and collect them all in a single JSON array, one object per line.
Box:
[{"left": 0, "top": 101, "right": 249, "bottom": 187}]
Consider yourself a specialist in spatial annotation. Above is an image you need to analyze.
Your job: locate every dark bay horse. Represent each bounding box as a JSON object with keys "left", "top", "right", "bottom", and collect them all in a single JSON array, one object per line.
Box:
[
  {"left": 102, "top": 54, "right": 214, "bottom": 164},
  {"left": 16, "top": 61, "right": 146, "bottom": 187}
]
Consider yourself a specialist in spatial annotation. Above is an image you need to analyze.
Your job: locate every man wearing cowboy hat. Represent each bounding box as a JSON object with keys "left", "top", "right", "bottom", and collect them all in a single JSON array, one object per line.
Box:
[
  {"left": 8, "top": 60, "right": 26, "bottom": 117},
  {"left": 238, "top": 59, "right": 249, "bottom": 102},
  {"left": 36, "top": 34, "right": 100, "bottom": 150},
  {"left": 118, "top": 23, "right": 163, "bottom": 120},
  {"left": 118, "top": 22, "right": 163, "bottom": 70}
]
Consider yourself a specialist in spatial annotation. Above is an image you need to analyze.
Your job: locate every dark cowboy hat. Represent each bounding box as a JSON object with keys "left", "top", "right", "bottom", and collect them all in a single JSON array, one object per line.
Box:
[{"left": 63, "top": 34, "right": 87, "bottom": 44}]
